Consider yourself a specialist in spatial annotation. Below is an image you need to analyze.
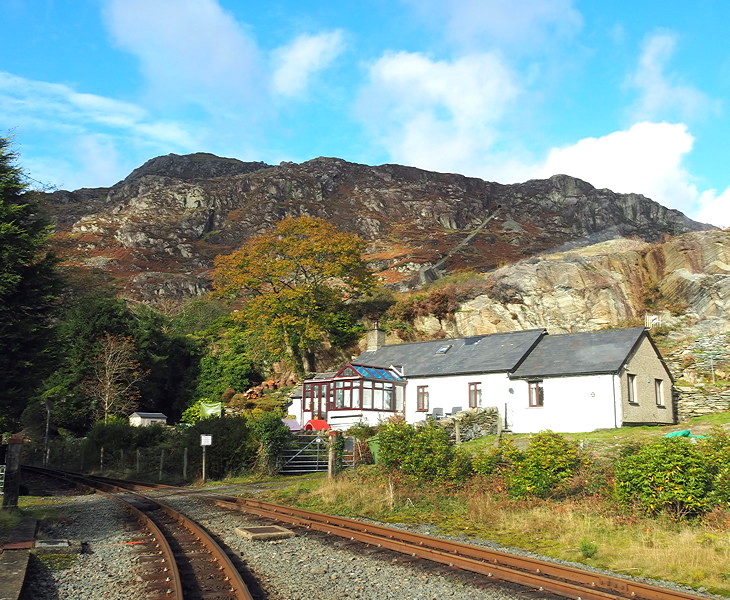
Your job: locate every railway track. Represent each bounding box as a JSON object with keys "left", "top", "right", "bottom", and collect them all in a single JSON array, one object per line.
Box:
[
  {"left": 22, "top": 466, "right": 254, "bottom": 600},
  {"left": 24, "top": 468, "right": 715, "bottom": 600}
]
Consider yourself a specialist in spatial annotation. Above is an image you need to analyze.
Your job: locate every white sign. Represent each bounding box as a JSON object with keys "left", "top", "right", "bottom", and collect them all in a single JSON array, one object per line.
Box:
[{"left": 200, "top": 434, "right": 212, "bottom": 446}]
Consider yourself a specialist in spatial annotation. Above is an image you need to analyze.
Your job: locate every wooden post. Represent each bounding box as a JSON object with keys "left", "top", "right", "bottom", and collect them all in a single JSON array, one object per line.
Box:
[
  {"left": 328, "top": 430, "right": 340, "bottom": 479},
  {"left": 136, "top": 448, "right": 141, "bottom": 474},
  {"left": 454, "top": 419, "right": 462, "bottom": 445},
  {"left": 183, "top": 447, "right": 188, "bottom": 481},
  {"left": 100, "top": 446, "right": 105, "bottom": 472},
  {"left": 2, "top": 437, "right": 23, "bottom": 510},
  {"left": 120, "top": 449, "right": 125, "bottom": 472},
  {"left": 159, "top": 449, "right": 164, "bottom": 481}
]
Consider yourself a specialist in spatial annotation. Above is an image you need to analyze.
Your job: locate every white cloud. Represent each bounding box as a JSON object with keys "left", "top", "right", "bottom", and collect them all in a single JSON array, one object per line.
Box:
[
  {"left": 102, "top": 0, "right": 262, "bottom": 107},
  {"left": 535, "top": 121, "right": 702, "bottom": 215},
  {"left": 626, "top": 32, "right": 717, "bottom": 122},
  {"left": 271, "top": 31, "right": 345, "bottom": 98},
  {"left": 357, "top": 51, "right": 519, "bottom": 174},
  {"left": 402, "top": 0, "right": 582, "bottom": 50},
  {"left": 0, "top": 72, "right": 197, "bottom": 148},
  {"left": 0, "top": 71, "right": 200, "bottom": 188},
  {"left": 696, "top": 188, "right": 730, "bottom": 228}
]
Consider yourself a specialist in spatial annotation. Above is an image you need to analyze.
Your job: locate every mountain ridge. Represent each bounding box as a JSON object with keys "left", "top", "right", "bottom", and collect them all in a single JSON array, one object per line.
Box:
[{"left": 42, "top": 152, "right": 713, "bottom": 302}]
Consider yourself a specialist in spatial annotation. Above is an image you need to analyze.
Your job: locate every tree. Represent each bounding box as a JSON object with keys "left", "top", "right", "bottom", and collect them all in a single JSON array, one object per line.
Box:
[
  {"left": 83, "top": 333, "right": 146, "bottom": 423},
  {"left": 212, "top": 217, "right": 374, "bottom": 373},
  {"left": 0, "top": 136, "right": 60, "bottom": 429}
]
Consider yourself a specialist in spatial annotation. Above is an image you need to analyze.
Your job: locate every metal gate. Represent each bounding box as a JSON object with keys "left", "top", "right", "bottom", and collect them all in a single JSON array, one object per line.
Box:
[{"left": 279, "top": 434, "right": 355, "bottom": 474}]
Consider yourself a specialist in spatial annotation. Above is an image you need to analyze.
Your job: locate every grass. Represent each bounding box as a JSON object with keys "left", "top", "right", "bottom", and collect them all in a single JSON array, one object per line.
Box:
[
  {"left": 258, "top": 412, "right": 730, "bottom": 597},
  {"left": 461, "top": 411, "right": 730, "bottom": 456}
]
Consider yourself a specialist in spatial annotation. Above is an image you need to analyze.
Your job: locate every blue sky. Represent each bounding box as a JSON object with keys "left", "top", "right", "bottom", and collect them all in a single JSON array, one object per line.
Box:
[{"left": 2, "top": 0, "right": 729, "bottom": 226}]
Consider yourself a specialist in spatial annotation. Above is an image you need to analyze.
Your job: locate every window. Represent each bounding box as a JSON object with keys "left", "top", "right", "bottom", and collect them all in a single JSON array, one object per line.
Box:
[
  {"left": 468, "top": 382, "right": 481, "bottom": 409},
  {"left": 528, "top": 381, "right": 543, "bottom": 407},
  {"left": 655, "top": 378, "right": 665, "bottom": 407},
  {"left": 627, "top": 374, "right": 638, "bottom": 404},
  {"left": 417, "top": 386, "right": 429, "bottom": 412}
]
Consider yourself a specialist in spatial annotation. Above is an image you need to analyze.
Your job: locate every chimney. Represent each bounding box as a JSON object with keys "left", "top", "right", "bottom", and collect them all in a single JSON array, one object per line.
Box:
[{"left": 367, "top": 321, "right": 386, "bottom": 352}]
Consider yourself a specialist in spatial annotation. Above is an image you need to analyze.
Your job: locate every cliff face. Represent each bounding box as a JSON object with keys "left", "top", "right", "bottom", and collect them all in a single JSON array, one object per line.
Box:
[
  {"left": 411, "top": 231, "right": 730, "bottom": 337},
  {"left": 43, "top": 153, "right": 712, "bottom": 302}
]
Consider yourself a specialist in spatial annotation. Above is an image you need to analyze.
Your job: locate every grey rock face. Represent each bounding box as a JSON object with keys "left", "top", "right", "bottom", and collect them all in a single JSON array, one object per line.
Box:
[{"left": 42, "top": 153, "right": 712, "bottom": 302}]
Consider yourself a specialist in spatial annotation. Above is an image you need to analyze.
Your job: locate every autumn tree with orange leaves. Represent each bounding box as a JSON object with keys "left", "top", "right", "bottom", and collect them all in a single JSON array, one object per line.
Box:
[{"left": 212, "top": 217, "right": 374, "bottom": 374}]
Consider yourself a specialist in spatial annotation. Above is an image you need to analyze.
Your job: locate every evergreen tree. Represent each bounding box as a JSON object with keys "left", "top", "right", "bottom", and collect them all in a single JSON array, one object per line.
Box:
[{"left": 0, "top": 137, "right": 60, "bottom": 429}]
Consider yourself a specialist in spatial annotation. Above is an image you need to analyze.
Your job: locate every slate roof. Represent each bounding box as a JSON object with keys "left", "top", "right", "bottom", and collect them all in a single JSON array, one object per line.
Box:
[
  {"left": 356, "top": 329, "right": 546, "bottom": 377},
  {"left": 510, "top": 327, "right": 646, "bottom": 379},
  {"left": 130, "top": 412, "right": 168, "bottom": 419}
]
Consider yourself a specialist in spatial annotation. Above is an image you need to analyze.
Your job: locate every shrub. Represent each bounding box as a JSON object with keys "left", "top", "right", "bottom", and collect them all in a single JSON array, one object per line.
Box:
[
  {"left": 249, "top": 411, "right": 292, "bottom": 475},
  {"left": 472, "top": 438, "right": 521, "bottom": 476},
  {"left": 378, "top": 420, "right": 468, "bottom": 483},
  {"left": 181, "top": 416, "right": 253, "bottom": 479},
  {"left": 504, "top": 431, "right": 581, "bottom": 499},
  {"left": 377, "top": 420, "right": 415, "bottom": 471},
  {"left": 614, "top": 437, "right": 714, "bottom": 518}
]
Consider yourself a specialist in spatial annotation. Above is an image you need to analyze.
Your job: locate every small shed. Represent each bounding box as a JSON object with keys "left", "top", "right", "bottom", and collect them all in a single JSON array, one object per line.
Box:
[{"left": 129, "top": 412, "right": 168, "bottom": 427}]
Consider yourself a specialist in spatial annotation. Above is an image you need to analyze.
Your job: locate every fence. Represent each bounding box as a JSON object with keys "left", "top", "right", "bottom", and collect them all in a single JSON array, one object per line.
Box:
[
  {"left": 21, "top": 439, "right": 224, "bottom": 485},
  {"left": 22, "top": 432, "right": 362, "bottom": 482}
]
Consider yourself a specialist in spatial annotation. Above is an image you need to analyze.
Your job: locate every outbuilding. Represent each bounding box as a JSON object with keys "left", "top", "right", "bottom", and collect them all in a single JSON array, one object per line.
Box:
[{"left": 129, "top": 412, "right": 168, "bottom": 427}]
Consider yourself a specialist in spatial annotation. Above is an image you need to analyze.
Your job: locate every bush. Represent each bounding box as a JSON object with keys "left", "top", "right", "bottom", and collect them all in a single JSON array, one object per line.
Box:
[
  {"left": 377, "top": 420, "right": 415, "bottom": 471},
  {"left": 85, "top": 418, "right": 136, "bottom": 453},
  {"left": 504, "top": 431, "right": 581, "bottom": 499},
  {"left": 249, "top": 411, "right": 292, "bottom": 475},
  {"left": 614, "top": 437, "right": 714, "bottom": 518},
  {"left": 472, "top": 438, "right": 521, "bottom": 476},
  {"left": 378, "top": 421, "right": 470, "bottom": 483},
  {"left": 181, "top": 416, "right": 253, "bottom": 479}
]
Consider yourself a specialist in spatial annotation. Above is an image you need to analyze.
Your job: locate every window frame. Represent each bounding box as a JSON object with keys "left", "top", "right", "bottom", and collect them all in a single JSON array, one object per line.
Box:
[
  {"left": 528, "top": 380, "right": 544, "bottom": 407},
  {"left": 627, "top": 373, "right": 638, "bottom": 404},
  {"left": 416, "top": 386, "right": 429, "bottom": 412},
  {"left": 468, "top": 382, "right": 481, "bottom": 409},
  {"left": 654, "top": 378, "right": 665, "bottom": 407}
]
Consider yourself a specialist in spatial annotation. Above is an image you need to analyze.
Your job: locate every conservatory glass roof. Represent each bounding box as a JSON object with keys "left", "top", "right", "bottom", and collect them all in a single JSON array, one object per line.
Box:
[{"left": 337, "top": 364, "right": 403, "bottom": 381}]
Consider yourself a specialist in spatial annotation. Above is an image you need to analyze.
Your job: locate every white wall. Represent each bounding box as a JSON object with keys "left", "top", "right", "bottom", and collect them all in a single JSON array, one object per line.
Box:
[
  {"left": 403, "top": 372, "right": 513, "bottom": 424},
  {"left": 506, "top": 374, "right": 620, "bottom": 433},
  {"left": 299, "top": 407, "right": 397, "bottom": 431}
]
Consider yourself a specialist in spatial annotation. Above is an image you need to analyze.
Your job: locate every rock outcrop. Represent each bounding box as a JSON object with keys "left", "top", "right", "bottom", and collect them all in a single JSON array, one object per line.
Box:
[
  {"left": 42, "top": 153, "right": 712, "bottom": 302},
  {"left": 410, "top": 231, "right": 730, "bottom": 337}
]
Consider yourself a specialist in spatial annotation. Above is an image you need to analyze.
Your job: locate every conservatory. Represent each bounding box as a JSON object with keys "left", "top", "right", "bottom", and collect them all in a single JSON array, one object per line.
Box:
[{"left": 299, "top": 363, "right": 406, "bottom": 430}]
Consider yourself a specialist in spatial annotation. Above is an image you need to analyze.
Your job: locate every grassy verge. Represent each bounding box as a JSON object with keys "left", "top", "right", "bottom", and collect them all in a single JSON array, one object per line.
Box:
[
  {"left": 260, "top": 413, "right": 730, "bottom": 597},
  {"left": 262, "top": 469, "right": 730, "bottom": 596}
]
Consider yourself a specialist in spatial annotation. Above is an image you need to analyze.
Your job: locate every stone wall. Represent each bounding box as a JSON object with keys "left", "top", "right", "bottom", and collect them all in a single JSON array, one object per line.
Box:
[
  {"left": 436, "top": 407, "right": 500, "bottom": 442},
  {"left": 675, "top": 387, "right": 730, "bottom": 421}
]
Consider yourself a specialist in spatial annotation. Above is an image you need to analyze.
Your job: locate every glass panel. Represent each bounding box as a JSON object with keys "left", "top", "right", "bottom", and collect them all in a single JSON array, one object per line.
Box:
[
  {"left": 336, "top": 389, "right": 344, "bottom": 409},
  {"left": 384, "top": 386, "right": 393, "bottom": 410},
  {"left": 395, "top": 386, "right": 403, "bottom": 411},
  {"left": 363, "top": 387, "right": 373, "bottom": 409},
  {"left": 351, "top": 387, "right": 361, "bottom": 409},
  {"left": 374, "top": 387, "right": 384, "bottom": 410}
]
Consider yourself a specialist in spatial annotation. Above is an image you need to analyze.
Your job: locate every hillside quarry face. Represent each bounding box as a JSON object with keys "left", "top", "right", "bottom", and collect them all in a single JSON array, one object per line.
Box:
[
  {"left": 410, "top": 232, "right": 730, "bottom": 338},
  {"left": 43, "top": 153, "right": 712, "bottom": 302}
]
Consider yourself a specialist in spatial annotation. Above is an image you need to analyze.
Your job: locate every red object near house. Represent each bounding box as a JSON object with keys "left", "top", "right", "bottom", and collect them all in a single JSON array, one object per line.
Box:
[{"left": 303, "top": 419, "right": 330, "bottom": 431}]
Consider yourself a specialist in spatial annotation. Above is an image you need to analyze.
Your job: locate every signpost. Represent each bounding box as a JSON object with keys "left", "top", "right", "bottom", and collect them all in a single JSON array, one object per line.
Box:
[{"left": 200, "top": 434, "right": 212, "bottom": 483}]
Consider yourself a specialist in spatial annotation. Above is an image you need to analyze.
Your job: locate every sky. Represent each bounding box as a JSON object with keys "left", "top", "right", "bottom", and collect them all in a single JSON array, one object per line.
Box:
[{"left": 2, "top": 0, "right": 729, "bottom": 226}]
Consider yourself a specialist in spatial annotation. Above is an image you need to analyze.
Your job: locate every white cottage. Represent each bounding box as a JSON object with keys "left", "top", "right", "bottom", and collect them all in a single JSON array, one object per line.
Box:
[
  {"left": 507, "top": 327, "right": 674, "bottom": 433},
  {"left": 299, "top": 326, "right": 676, "bottom": 434}
]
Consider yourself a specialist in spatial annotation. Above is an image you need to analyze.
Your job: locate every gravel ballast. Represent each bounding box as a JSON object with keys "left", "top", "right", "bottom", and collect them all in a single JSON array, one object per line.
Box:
[{"left": 18, "top": 485, "right": 725, "bottom": 600}]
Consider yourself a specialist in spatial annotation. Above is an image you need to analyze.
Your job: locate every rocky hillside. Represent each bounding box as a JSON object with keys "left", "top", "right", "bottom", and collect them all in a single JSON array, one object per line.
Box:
[
  {"left": 43, "top": 152, "right": 712, "bottom": 302},
  {"left": 410, "top": 230, "right": 730, "bottom": 337}
]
